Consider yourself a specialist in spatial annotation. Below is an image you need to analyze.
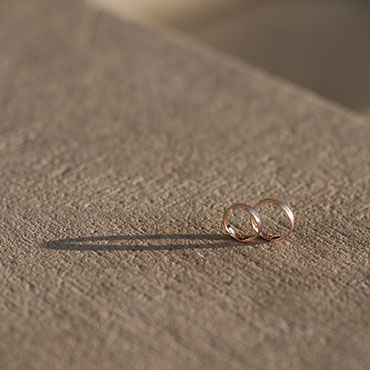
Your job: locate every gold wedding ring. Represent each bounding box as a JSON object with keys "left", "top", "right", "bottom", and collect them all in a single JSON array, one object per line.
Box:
[
  {"left": 223, "top": 203, "right": 262, "bottom": 242},
  {"left": 251, "top": 198, "right": 295, "bottom": 242}
]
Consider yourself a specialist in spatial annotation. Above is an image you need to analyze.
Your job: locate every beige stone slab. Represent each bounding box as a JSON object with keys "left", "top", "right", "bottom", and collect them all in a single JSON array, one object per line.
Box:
[{"left": 0, "top": 1, "right": 369, "bottom": 370}]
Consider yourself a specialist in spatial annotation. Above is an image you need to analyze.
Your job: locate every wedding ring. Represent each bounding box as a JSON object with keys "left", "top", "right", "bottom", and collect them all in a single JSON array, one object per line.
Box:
[
  {"left": 223, "top": 203, "right": 262, "bottom": 242},
  {"left": 251, "top": 198, "right": 294, "bottom": 242}
]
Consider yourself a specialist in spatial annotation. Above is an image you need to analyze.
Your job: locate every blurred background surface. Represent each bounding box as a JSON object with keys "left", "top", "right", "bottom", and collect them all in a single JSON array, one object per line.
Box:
[{"left": 88, "top": 0, "right": 370, "bottom": 116}]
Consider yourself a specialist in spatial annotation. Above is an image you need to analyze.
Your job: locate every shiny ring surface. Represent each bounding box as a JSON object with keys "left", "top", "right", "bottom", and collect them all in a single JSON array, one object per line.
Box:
[
  {"left": 251, "top": 198, "right": 294, "bottom": 242},
  {"left": 223, "top": 203, "right": 262, "bottom": 242}
]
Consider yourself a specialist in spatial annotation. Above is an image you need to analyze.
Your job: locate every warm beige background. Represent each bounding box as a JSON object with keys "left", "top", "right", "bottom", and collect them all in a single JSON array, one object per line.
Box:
[
  {"left": 87, "top": 0, "right": 370, "bottom": 116},
  {"left": 0, "top": 1, "right": 369, "bottom": 369}
]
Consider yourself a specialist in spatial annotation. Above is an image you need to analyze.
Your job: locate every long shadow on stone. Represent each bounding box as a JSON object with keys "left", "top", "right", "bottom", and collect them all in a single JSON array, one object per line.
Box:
[{"left": 40, "top": 234, "right": 268, "bottom": 251}]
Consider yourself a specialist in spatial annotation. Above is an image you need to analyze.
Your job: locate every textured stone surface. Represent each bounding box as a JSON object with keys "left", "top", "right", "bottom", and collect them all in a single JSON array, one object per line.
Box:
[{"left": 0, "top": 1, "right": 369, "bottom": 369}]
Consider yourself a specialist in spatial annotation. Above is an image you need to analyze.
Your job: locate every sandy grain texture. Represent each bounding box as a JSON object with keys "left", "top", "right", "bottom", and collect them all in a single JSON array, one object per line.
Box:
[{"left": 0, "top": 1, "right": 369, "bottom": 369}]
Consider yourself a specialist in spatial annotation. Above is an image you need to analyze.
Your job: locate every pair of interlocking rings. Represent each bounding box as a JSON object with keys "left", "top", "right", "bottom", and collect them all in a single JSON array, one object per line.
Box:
[{"left": 223, "top": 198, "right": 295, "bottom": 242}]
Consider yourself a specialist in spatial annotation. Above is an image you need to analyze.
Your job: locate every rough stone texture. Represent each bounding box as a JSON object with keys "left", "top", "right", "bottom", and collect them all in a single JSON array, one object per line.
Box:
[{"left": 0, "top": 1, "right": 369, "bottom": 369}]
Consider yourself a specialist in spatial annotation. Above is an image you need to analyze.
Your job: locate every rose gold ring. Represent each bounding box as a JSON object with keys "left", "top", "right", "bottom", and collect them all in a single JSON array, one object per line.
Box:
[
  {"left": 223, "top": 203, "right": 262, "bottom": 242},
  {"left": 251, "top": 198, "right": 294, "bottom": 242}
]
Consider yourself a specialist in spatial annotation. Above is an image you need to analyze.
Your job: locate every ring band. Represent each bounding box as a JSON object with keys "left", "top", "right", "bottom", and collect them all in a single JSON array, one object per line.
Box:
[
  {"left": 251, "top": 198, "right": 294, "bottom": 242},
  {"left": 223, "top": 203, "right": 262, "bottom": 242}
]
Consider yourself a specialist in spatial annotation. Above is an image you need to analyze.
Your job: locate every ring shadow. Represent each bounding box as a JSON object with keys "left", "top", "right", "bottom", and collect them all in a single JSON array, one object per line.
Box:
[{"left": 40, "top": 233, "right": 269, "bottom": 252}]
